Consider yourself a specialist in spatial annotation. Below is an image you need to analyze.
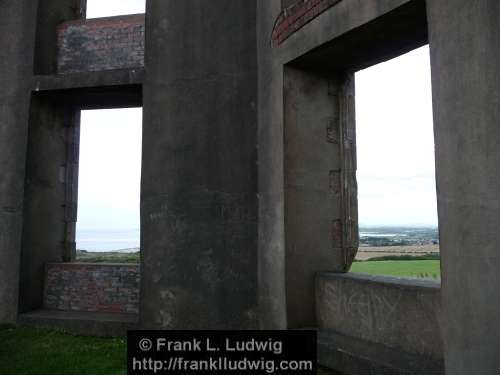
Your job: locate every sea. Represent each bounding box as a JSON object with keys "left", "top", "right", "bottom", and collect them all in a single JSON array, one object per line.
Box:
[
  {"left": 77, "top": 228, "right": 429, "bottom": 251},
  {"left": 76, "top": 228, "right": 140, "bottom": 252}
]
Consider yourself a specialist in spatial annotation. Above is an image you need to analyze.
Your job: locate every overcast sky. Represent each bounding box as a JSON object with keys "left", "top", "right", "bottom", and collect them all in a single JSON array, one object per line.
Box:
[
  {"left": 86, "top": 0, "right": 145, "bottom": 18},
  {"left": 77, "top": 108, "right": 142, "bottom": 230},
  {"left": 356, "top": 46, "right": 437, "bottom": 227},
  {"left": 80, "top": 1, "right": 437, "bottom": 230}
]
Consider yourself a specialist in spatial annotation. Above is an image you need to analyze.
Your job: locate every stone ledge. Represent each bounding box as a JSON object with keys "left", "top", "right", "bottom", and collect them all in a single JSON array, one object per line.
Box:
[
  {"left": 32, "top": 68, "right": 145, "bottom": 92},
  {"left": 316, "top": 272, "right": 443, "bottom": 360},
  {"left": 318, "top": 271, "right": 441, "bottom": 290}
]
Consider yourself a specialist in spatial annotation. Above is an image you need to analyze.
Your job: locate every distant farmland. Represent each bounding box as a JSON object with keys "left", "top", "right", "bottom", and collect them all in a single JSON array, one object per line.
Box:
[{"left": 356, "top": 244, "right": 439, "bottom": 260}]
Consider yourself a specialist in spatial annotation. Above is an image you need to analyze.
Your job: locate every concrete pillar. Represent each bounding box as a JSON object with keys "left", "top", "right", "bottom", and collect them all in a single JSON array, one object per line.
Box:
[
  {"left": 256, "top": 0, "right": 287, "bottom": 330},
  {"left": 34, "top": 0, "right": 82, "bottom": 74},
  {"left": 0, "top": 0, "right": 79, "bottom": 322},
  {"left": 0, "top": 0, "right": 38, "bottom": 324},
  {"left": 283, "top": 68, "right": 358, "bottom": 328},
  {"left": 19, "top": 98, "right": 79, "bottom": 313},
  {"left": 141, "top": 0, "right": 258, "bottom": 329},
  {"left": 427, "top": 1, "right": 500, "bottom": 373}
]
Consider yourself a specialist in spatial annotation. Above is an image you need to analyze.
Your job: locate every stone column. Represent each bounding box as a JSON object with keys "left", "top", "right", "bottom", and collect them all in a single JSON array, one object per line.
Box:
[
  {"left": 0, "top": 0, "right": 38, "bottom": 324},
  {"left": 427, "top": 1, "right": 500, "bottom": 373},
  {"left": 141, "top": 0, "right": 258, "bottom": 329},
  {"left": 283, "top": 68, "right": 358, "bottom": 328}
]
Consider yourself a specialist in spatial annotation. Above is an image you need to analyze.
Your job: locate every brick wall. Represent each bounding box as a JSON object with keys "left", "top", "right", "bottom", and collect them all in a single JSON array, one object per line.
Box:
[
  {"left": 272, "top": 0, "right": 343, "bottom": 46},
  {"left": 44, "top": 263, "right": 140, "bottom": 314},
  {"left": 57, "top": 14, "right": 145, "bottom": 74}
]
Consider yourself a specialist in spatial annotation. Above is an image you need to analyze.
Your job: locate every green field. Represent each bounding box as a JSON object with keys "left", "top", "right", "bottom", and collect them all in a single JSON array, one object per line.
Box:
[{"left": 351, "top": 259, "right": 440, "bottom": 279}]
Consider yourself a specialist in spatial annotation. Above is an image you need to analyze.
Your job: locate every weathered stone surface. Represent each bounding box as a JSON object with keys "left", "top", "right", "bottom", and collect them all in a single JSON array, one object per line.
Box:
[
  {"left": 426, "top": 1, "right": 500, "bottom": 373},
  {"left": 317, "top": 273, "right": 443, "bottom": 360},
  {"left": 34, "top": 0, "right": 79, "bottom": 75},
  {"left": 140, "top": 0, "right": 258, "bottom": 329},
  {"left": 19, "top": 97, "right": 77, "bottom": 313},
  {"left": 0, "top": 0, "right": 39, "bottom": 325},
  {"left": 283, "top": 67, "right": 358, "bottom": 328}
]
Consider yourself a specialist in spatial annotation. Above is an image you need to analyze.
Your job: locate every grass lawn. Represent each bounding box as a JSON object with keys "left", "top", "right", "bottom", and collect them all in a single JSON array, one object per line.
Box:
[
  {"left": 0, "top": 326, "right": 338, "bottom": 375},
  {"left": 350, "top": 260, "right": 441, "bottom": 279},
  {"left": 0, "top": 326, "right": 126, "bottom": 375}
]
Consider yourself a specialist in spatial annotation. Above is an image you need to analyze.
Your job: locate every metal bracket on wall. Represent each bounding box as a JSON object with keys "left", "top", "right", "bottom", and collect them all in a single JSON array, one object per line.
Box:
[
  {"left": 62, "top": 109, "right": 80, "bottom": 262},
  {"left": 74, "top": 0, "right": 87, "bottom": 19},
  {"left": 329, "top": 74, "right": 359, "bottom": 270}
]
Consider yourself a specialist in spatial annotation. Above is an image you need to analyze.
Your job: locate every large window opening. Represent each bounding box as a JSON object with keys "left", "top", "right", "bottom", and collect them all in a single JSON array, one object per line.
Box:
[
  {"left": 85, "top": 0, "right": 146, "bottom": 19},
  {"left": 76, "top": 108, "right": 142, "bottom": 264},
  {"left": 351, "top": 45, "right": 440, "bottom": 280}
]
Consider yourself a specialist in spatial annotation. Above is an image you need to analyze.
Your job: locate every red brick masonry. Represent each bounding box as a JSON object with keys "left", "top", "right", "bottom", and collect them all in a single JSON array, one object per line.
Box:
[
  {"left": 272, "top": 0, "right": 342, "bottom": 46},
  {"left": 44, "top": 263, "right": 140, "bottom": 314},
  {"left": 57, "top": 14, "right": 145, "bottom": 74}
]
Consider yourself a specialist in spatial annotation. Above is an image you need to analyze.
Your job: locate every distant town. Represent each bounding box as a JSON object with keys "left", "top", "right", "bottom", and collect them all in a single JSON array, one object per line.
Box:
[{"left": 359, "top": 226, "right": 439, "bottom": 247}]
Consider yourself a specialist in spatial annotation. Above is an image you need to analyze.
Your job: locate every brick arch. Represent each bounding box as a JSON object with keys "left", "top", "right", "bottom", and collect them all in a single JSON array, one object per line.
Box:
[{"left": 272, "top": 0, "right": 342, "bottom": 46}]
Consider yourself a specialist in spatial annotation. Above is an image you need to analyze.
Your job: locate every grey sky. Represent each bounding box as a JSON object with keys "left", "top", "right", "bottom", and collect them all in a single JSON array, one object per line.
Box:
[
  {"left": 355, "top": 45, "right": 437, "bottom": 226},
  {"left": 77, "top": 108, "right": 142, "bottom": 230},
  {"left": 86, "top": 0, "right": 145, "bottom": 18},
  {"left": 81, "top": 1, "right": 437, "bottom": 229}
]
